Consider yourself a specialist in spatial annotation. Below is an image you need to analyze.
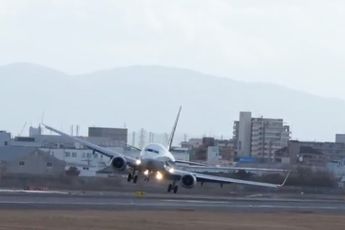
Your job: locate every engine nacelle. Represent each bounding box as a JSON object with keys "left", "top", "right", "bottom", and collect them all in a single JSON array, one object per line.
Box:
[
  {"left": 180, "top": 174, "right": 197, "bottom": 189},
  {"left": 111, "top": 157, "right": 127, "bottom": 171}
]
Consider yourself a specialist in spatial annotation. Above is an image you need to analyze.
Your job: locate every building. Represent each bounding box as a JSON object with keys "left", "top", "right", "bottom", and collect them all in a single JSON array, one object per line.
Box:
[
  {"left": 129, "top": 130, "right": 170, "bottom": 148},
  {"left": 207, "top": 146, "right": 221, "bottom": 164},
  {"left": 233, "top": 112, "right": 252, "bottom": 156},
  {"left": 0, "top": 146, "right": 66, "bottom": 176},
  {"left": 170, "top": 147, "right": 190, "bottom": 161},
  {"left": 336, "top": 134, "right": 345, "bottom": 144},
  {"left": 29, "top": 126, "right": 42, "bottom": 137},
  {"left": 181, "top": 138, "right": 235, "bottom": 164},
  {"left": 88, "top": 127, "right": 127, "bottom": 147},
  {"left": 214, "top": 139, "right": 235, "bottom": 163},
  {"left": 0, "top": 126, "right": 130, "bottom": 177},
  {"left": 233, "top": 112, "right": 290, "bottom": 159},
  {"left": 294, "top": 141, "right": 345, "bottom": 162},
  {"left": 275, "top": 134, "right": 345, "bottom": 167},
  {"left": 250, "top": 117, "right": 290, "bottom": 158},
  {"left": 0, "top": 131, "right": 11, "bottom": 146},
  {"left": 181, "top": 138, "right": 203, "bottom": 149},
  {"left": 10, "top": 136, "right": 42, "bottom": 147},
  {"left": 275, "top": 141, "right": 327, "bottom": 167},
  {"left": 327, "top": 158, "right": 345, "bottom": 180}
]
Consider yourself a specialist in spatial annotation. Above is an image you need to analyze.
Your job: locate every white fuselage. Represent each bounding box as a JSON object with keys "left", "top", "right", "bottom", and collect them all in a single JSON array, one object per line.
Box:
[{"left": 138, "top": 143, "right": 175, "bottom": 171}]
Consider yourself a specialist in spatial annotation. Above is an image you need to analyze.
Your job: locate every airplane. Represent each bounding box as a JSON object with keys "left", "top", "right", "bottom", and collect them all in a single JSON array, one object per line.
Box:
[{"left": 42, "top": 106, "right": 290, "bottom": 194}]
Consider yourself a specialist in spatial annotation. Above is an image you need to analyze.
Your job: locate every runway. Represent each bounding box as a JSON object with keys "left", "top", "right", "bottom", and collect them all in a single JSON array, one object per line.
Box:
[{"left": 0, "top": 190, "right": 344, "bottom": 213}]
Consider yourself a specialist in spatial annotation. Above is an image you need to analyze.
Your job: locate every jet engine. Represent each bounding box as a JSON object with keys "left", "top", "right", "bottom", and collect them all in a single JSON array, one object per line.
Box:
[
  {"left": 111, "top": 157, "right": 127, "bottom": 171},
  {"left": 180, "top": 174, "right": 197, "bottom": 189}
]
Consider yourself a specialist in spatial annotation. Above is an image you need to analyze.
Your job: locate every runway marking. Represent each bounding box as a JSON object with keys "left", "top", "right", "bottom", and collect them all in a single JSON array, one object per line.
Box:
[
  {"left": 0, "top": 189, "right": 68, "bottom": 195},
  {"left": 1, "top": 199, "right": 345, "bottom": 212},
  {"left": 0, "top": 192, "right": 345, "bottom": 213},
  {"left": 162, "top": 199, "right": 230, "bottom": 204}
]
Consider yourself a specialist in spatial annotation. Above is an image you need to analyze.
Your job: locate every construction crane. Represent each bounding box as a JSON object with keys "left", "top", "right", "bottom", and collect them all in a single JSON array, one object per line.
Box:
[{"left": 18, "top": 122, "right": 27, "bottom": 136}]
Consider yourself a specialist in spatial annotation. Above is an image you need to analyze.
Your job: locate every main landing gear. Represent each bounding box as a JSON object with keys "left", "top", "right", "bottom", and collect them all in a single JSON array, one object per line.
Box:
[
  {"left": 167, "top": 182, "right": 178, "bottom": 194},
  {"left": 127, "top": 172, "right": 138, "bottom": 184}
]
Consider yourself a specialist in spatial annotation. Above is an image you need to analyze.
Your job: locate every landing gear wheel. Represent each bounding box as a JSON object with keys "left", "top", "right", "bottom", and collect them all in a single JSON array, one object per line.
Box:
[
  {"left": 127, "top": 173, "right": 132, "bottom": 182},
  {"left": 167, "top": 184, "right": 172, "bottom": 192},
  {"left": 133, "top": 175, "right": 138, "bottom": 184},
  {"left": 173, "top": 185, "right": 178, "bottom": 194}
]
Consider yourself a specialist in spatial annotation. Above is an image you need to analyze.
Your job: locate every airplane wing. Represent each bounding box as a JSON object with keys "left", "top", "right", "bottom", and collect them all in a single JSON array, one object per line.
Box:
[
  {"left": 171, "top": 169, "right": 290, "bottom": 188},
  {"left": 178, "top": 165, "right": 288, "bottom": 173},
  {"left": 42, "top": 124, "right": 137, "bottom": 167},
  {"left": 174, "top": 160, "right": 206, "bottom": 166}
]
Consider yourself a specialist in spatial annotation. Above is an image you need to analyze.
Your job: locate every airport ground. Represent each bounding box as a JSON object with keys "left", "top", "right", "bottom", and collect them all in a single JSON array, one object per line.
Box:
[
  {"left": 0, "top": 189, "right": 345, "bottom": 229},
  {"left": 1, "top": 210, "right": 345, "bottom": 230},
  {"left": 1, "top": 174, "right": 345, "bottom": 229}
]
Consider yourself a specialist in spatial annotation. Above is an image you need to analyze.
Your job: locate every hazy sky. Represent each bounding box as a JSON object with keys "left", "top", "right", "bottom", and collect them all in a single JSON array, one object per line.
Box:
[{"left": 1, "top": 0, "right": 345, "bottom": 99}]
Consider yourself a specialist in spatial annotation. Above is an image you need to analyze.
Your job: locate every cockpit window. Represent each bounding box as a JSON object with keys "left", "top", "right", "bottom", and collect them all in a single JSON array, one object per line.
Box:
[{"left": 145, "top": 148, "right": 159, "bottom": 154}]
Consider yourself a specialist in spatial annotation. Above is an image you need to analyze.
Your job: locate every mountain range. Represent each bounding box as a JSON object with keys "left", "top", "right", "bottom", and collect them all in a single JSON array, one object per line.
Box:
[{"left": 1, "top": 62, "right": 345, "bottom": 142}]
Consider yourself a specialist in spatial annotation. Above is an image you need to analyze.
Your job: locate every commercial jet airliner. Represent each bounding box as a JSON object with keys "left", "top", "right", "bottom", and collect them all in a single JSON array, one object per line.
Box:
[{"left": 42, "top": 107, "right": 289, "bottom": 193}]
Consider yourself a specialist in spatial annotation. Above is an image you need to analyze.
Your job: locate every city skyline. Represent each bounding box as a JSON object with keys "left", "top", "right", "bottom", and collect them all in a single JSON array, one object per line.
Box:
[{"left": 1, "top": 63, "right": 345, "bottom": 142}]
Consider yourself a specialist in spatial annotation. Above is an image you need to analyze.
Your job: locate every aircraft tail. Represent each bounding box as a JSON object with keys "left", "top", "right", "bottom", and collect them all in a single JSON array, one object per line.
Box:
[{"left": 168, "top": 106, "right": 182, "bottom": 151}]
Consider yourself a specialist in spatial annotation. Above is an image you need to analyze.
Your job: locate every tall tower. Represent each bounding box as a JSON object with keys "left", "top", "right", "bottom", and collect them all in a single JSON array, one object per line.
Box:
[
  {"left": 139, "top": 128, "right": 146, "bottom": 149},
  {"left": 237, "top": 112, "right": 252, "bottom": 157},
  {"left": 149, "top": 132, "right": 154, "bottom": 143},
  {"left": 131, "top": 131, "right": 136, "bottom": 146}
]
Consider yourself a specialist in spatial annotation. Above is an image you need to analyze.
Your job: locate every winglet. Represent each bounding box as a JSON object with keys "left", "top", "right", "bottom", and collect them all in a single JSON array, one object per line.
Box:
[
  {"left": 168, "top": 106, "right": 182, "bottom": 151},
  {"left": 278, "top": 170, "right": 291, "bottom": 188}
]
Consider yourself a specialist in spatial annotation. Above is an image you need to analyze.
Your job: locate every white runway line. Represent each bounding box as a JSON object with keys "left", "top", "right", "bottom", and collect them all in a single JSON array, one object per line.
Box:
[{"left": 0, "top": 189, "right": 68, "bottom": 195}]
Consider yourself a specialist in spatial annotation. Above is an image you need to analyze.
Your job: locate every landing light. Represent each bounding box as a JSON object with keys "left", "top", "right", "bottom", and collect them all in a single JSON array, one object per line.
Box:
[
  {"left": 156, "top": 171, "right": 163, "bottom": 180},
  {"left": 135, "top": 159, "right": 141, "bottom": 166},
  {"left": 168, "top": 167, "right": 175, "bottom": 173},
  {"left": 144, "top": 170, "right": 149, "bottom": 176}
]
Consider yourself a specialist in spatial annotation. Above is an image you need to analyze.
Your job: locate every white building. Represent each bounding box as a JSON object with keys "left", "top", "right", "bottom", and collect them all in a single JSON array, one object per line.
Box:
[
  {"left": 207, "top": 146, "right": 221, "bottom": 164},
  {"left": 233, "top": 112, "right": 290, "bottom": 159},
  {"left": 40, "top": 147, "right": 107, "bottom": 176},
  {"left": 251, "top": 117, "right": 290, "bottom": 158},
  {"left": 171, "top": 147, "right": 190, "bottom": 161},
  {"left": 233, "top": 112, "right": 252, "bottom": 156},
  {"left": 41, "top": 146, "right": 141, "bottom": 176}
]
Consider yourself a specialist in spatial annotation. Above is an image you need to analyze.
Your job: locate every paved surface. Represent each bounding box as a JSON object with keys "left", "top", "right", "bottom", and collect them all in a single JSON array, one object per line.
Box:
[{"left": 0, "top": 190, "right": 344, "bottom": 213}]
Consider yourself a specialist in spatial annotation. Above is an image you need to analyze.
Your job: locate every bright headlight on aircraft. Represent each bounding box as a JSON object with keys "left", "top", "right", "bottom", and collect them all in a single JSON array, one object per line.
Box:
[
  {"left": 135, "top": 159, "right": 141, "bottom": 165},
  {"left": 168, "top": 167, "right": 175, "bottom": 173},
  {"left": 144, "top": 169, "right": 149, "bottom": 176},
  {"left": 156, "top": 171, "right": 163, "bottom": 180}
]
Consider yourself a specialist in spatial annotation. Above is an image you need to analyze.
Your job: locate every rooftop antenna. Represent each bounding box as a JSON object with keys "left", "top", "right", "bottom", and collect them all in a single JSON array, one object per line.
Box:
[
  {"left": 40, "top": 112, "right": 45, "bottom": 134},
  {"left": 41, "top": 111, "right": 45, "bottom": 124},
  {"left": 131, "top": 131, "right": 136, "bottom": 147},
  {"left": 18, "top": 122, "right": 27, "bottom": 136}
]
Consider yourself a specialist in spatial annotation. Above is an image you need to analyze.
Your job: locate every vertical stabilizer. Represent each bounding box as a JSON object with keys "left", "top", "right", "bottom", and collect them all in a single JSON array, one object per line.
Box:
[{"left": 168, "top": 106, "right": 182, "bottom": 151}]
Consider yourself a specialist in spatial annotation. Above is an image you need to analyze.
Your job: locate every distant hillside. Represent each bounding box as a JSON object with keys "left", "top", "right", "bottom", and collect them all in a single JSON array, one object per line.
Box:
[{"left": 1, "top": 63, "right": 345, "bottom": 141}]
